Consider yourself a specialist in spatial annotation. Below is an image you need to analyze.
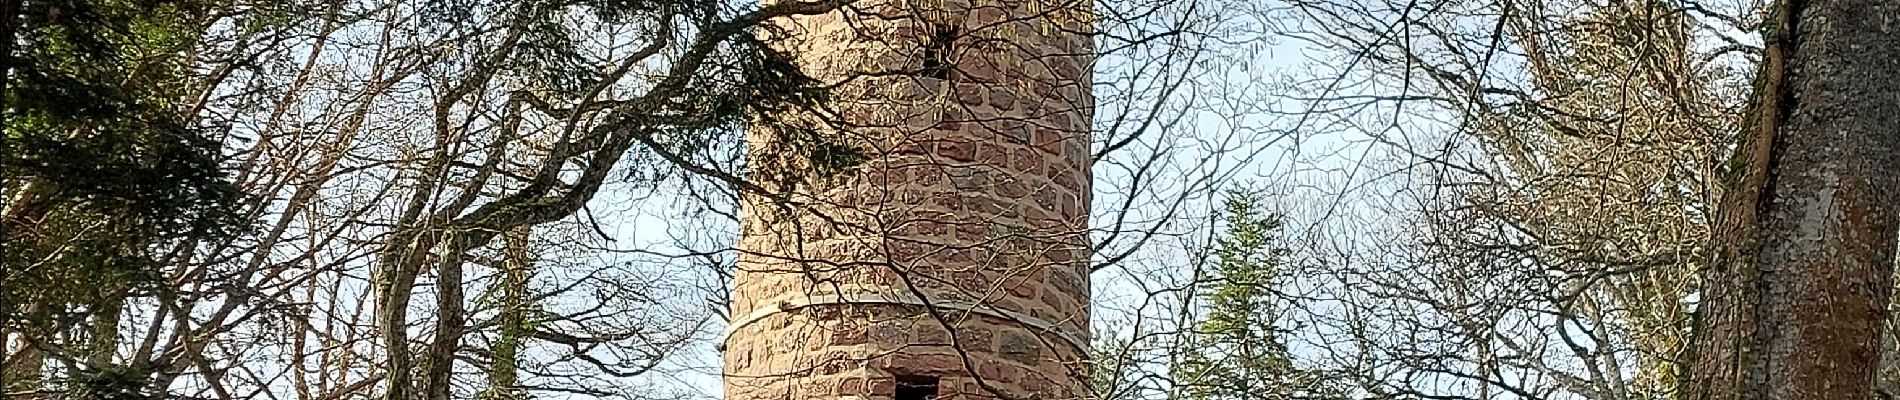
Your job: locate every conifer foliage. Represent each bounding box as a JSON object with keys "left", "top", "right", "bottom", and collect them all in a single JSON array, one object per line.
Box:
[{"left": 1173, "top": 191, "right": 1338, "bottom": 400}]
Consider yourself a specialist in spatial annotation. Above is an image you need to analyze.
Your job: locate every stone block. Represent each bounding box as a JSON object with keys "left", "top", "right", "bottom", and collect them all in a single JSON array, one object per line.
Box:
[
  {"left": 840, "top": 376, "right": 867, "bottom": 395},
  {"left": 1009, "top": 146, "right": 1044, "bottom": 174},
  {"left": 957, "top": 84, "right": 988, "bottom": 106},
  {"left": 988, "top": 88, "right": 1019, "bottom": 110},
  {"left": 939, "top": 139, "right": 977, "bottom": 162}
]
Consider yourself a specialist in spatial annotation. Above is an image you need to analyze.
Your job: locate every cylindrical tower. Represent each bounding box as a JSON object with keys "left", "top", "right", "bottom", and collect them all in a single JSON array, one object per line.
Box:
[{"left": 724, "top": 0, "right": 1094, "bottom": 398}]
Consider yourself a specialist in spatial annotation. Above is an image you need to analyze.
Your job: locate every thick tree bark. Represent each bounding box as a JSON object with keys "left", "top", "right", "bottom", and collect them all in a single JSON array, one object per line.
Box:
[
  {"left": 1881, "top": 288, "right": 1900, "bottom": 397},
  {"left": 1683, "top": 1, "right": 1900, "bottom": 399}
]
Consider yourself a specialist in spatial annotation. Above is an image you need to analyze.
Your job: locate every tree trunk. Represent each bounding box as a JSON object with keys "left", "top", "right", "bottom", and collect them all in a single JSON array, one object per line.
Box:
[
  {"left": 1682, "top": 1, "right": 1900, "bottom": 399},
  {"left": 1880, "top": 285, "right": 1900, "bottom": 398},
  {"left": 484, "top": 226, "right": 531, "bottom": 400},
  {"left": 374, "top": 229, "right": 432, "bottom": 400},
  {"left": 417, "top": 232, "right": 473, "bottom": 400}
]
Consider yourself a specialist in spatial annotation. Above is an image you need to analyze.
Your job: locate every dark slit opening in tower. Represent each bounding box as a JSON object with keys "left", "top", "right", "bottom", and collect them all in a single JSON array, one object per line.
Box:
[
  {"left": 921, "top": 24, "right": 957, "bottom": 80},
  {"left": 895, "top": 374, "right": 941, "bottom": 400}
]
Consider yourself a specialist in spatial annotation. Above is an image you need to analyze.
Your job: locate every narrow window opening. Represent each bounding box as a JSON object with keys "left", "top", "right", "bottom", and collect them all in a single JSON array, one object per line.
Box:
[
  {"left": 920, "top": 24, "right": 958, "bottom": 80},
  {"left": 894, "top": 374, "right": 941, "bottom": 400}
]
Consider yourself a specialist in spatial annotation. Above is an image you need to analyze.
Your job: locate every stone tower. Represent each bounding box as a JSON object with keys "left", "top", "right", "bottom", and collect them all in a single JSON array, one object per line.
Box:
[{"left": 723, "top": 0, "right": 1094, "bottom": 398}]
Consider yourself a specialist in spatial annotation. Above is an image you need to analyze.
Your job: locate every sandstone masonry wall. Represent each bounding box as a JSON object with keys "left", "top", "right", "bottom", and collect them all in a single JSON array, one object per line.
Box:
[{"left": 725, "top": 0, "right": 1095, "bottom": 398}]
